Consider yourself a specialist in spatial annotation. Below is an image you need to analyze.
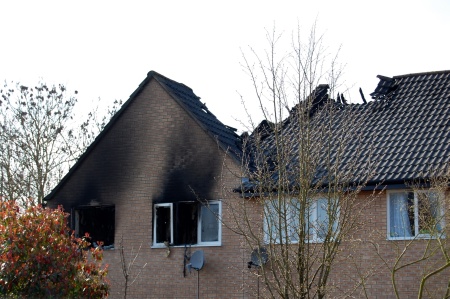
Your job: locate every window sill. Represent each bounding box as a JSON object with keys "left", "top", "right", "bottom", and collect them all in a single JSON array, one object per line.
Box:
[
  {"left": 151, "top": 243, "right": 222, "bottom": 249},
  {"left": 387, "top": 234, "right": 446, "bottom": 241},
  {"left": 264, "top": 240, "right": 327, "bottom": 245},
  {"left": 102, "top": 247, "right": 116, "bottom": 251}
]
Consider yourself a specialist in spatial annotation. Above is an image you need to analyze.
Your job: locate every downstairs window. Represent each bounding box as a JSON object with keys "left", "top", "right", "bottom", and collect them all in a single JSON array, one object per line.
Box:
[
  {"left": 153, "top": 201, "right": 221, "bottom": 247},
  {"left": 388, "top": 190, "right": 444, "bottom": 239}
]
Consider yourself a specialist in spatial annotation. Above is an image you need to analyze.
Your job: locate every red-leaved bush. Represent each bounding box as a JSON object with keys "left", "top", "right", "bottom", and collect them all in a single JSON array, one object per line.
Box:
[{"left": 0, "top": 200, "right": 109, "bottom": 298}]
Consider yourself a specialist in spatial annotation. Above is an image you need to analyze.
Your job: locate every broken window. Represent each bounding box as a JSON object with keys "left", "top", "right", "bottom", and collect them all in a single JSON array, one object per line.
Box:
[
  {"left": 153, "top": 201, "right": 221, "bottom": 247},
  {"left": 154, "top": 203, "right": 172, "bottom": 245},
  {"left": 74, "top": 205, "right": 115, "bottom": 249}
]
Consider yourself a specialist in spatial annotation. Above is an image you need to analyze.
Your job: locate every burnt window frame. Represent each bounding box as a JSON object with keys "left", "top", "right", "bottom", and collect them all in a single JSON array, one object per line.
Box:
[
  {"left": 73, "top": 204, "right": 115, "bottom": 249},
  {"left": 153, "top": 203, "right": 174, "bottom": 246},
  {"left": 152, "top": 200, "right": 222, "bottom": 248}
]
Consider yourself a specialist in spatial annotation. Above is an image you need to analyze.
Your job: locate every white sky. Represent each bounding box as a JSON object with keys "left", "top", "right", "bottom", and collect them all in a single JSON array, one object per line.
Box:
[{"left": 1, "top": 0, "right": 449, "bottom": 133}]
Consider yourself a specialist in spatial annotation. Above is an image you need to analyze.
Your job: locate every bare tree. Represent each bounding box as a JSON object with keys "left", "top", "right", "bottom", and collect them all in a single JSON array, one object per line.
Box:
[
  {"left": 224, "top": 23, "right": 378, "bottom": 298},
  {"left": 0, "top": 82, "right": 79, "bottom": 204},
  {"left": 118, "top": 236, "right": 147, "bottom": 299},
  {"left": 0, "top": 81, "right": 122, "bottom": 205}
]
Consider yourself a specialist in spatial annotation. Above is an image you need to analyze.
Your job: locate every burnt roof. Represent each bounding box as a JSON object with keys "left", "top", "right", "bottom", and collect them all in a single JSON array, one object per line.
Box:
[
  {"left": 45, "top": 71, "right": 242, "bottom": 201},
  {"left": 242, "top": 70, "right": 450, "bottom": 191},
  {"left": 46, "top": 70, "right": 450, "bottom": 200}
]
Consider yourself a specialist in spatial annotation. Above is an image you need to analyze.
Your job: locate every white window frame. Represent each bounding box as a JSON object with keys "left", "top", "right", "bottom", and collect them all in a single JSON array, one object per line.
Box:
[
  {"left": 197, "top": 200, "right": 222, "bottom": 246},
  {"left": 264, "top": 197, "right": 339, "bottom": 244},
  {"left": 387, "top": 190, "right": 445, "bottom": 240},
  {"left": 307, "top": 198, "right": 339, "bottom": 243},
  {"left": 263, "top": 198, "right": 298, "bottom": 244},
  {"left": 153, "top": 201, "right": 222, "bottom": 248}
]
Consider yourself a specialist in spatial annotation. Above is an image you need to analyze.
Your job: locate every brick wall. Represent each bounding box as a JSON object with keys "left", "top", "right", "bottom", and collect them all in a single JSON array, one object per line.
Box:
[{"left": 328, "top": 190, "right": 450, "bottom": 298}]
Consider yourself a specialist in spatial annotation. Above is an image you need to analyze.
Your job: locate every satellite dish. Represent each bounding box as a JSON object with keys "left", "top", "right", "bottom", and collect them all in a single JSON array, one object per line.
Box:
[
  {"left": 187, "top": 250, "right": 205, "bottom": 272},
  {"left": 248, "top": 247, "right": 268, "bottom": 268}
]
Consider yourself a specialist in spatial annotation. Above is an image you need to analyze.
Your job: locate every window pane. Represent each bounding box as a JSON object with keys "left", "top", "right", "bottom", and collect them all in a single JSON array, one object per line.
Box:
[
  {"left": 289, "top": 199, "right": 300, "bottom": 242},
  {"left": 316, "top": 199, "right": 328, "bottom": 239},
  {"left": 265, "top": 200, "right": 281, "bottom": 243},
  {"left": 389, "top": 193, "right": 413, "bottom": 237},
  {"left": 265, "top": 199, "right": 296, "bottom": 243},
  {"left": 156, "top": 206, "right": 171, "bottom": 243},
  {"left": 305, "top": 200, "right": 314, "bottom": 240},
  {"left": 201, "top": 204, "right": 219, "bottom": 242},
  {"left": 174, "top": 202, "right": 197, "bottom": 245},
  {"left": 418, "top": 192, "right": 442, "bottom": 234},
  {"left": 76, "top": 206, "right": 115, "bottom": 247}
]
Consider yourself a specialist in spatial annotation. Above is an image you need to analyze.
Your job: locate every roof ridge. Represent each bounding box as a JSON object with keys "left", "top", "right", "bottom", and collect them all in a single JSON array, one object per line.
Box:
[
  {"left": 147, "top": 71, "right": 194, "bottom": 94},
  {"left": 393, "top": 70, "right": 450, "bottom": 79}
]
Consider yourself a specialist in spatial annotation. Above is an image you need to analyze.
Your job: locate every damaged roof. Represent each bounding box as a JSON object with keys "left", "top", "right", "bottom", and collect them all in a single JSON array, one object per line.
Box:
[
  {"left": 45, "top": 71, "right": 242, "bottom": 201},
  {"left": 46, "top": 69, "right": 450, "bottom": 200},
  {"left": 242, "top": 70, "right": 450, "bottom": 191}
]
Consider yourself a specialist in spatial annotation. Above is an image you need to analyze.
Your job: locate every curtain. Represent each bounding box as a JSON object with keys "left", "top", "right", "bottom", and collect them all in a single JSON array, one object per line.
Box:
[
  {"left": 389, "top": 193, "right": 413, "bottom": 237},
  {"left": 264, "top": 200, "right": 282, "bottom": 243},
  {"left": 316, "top": 198, "right": 328, "bottom": 239},
  {"left": 288, "top": 198, "right": 300, "bottom": 242},
  {"left": 264, "top": 199, "right": 298, "bottom": 243}
]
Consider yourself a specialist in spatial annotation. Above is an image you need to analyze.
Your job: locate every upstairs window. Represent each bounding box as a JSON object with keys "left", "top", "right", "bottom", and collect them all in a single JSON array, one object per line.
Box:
[
  {"left": 388, "top": 190, "right": 444, "bottom": 239},
  {"left": 306, "top": 198, "right": 339, "bottom": 242},
  {"left": 153, "top": 201, "right": 221, "bottom": 247},
  {"left": 264, "top": 198, "right": 339, "bottom": 244},
  {"left": 264, "top": 198, "right": 299, "bottom": 244},
  {"left": 74, "top": 205, "right": 115, "bottom": 249}
]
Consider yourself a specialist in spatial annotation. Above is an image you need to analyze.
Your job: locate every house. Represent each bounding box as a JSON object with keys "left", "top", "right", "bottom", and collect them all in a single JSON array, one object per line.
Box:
[
  {"left": 45, "top": 71, "right": 247, "bottom": 298},
  {"left": 46, "top": 70, "right": 450, "bottom": 298}
]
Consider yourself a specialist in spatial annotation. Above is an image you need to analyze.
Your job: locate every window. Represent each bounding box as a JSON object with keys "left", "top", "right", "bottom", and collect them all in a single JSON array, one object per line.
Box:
[
  {"left": 154, "top": 203, "right": 173, "bottom": 245},
  {"left": 388, "top": 190, "right": 444, "bottom": 239},
  {"left": 264, "top": 198, "right": 339, "bottom": 244},
  {"left": 153, "top": 201, "right": 221, "bottom": 247},
  {"left": 264, "top": 198, "right": 299, "bottom": 244},
  {"left": 74, "top": 205, "right": 115, "bottom": 249},
  {"left": 306, "top": 198, "right": 339, "bottom": 242}
]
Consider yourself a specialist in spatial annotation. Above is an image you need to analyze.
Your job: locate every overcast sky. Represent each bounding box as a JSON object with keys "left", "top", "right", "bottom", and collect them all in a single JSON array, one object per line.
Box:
[{"left": 1, "top": 0, "right": 449, "bottom": 132}]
